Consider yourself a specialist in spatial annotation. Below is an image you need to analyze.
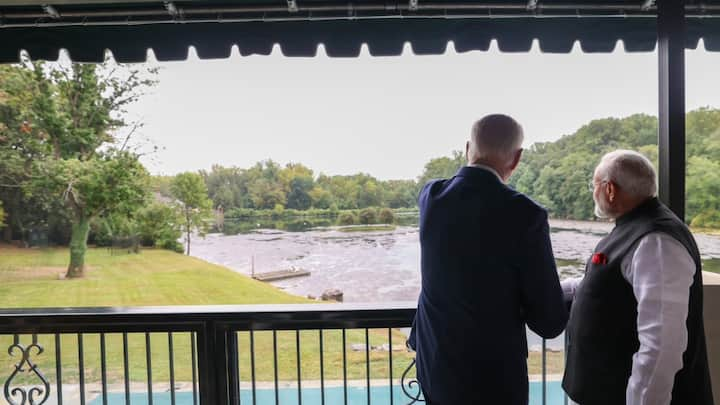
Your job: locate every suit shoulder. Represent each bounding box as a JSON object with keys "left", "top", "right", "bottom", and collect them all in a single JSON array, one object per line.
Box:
[
  {"left": 420, "top": 178, "right": 451, "bottom": 196},
  {"left": 505, "top": 189, "right": 548, "bottom": 219}
]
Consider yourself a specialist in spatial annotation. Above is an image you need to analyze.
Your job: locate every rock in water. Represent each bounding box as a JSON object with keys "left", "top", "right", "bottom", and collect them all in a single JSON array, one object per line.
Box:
[{"left": 321, "top": 288, "right": 344, "bottom": 302}]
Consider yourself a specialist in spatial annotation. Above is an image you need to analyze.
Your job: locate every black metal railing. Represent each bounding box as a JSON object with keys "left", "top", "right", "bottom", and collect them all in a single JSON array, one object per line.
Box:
[{"left": 0, "top": 304, "right": 562, "bottom": 405}]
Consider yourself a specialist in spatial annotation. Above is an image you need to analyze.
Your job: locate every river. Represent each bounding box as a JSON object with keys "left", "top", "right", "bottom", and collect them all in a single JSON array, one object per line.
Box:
[
  {"left": 191, "top": 218, "right": 720, "bottom": 303},
  {"left": 190, "top": 218, "right": 720, "bottom": 350}
]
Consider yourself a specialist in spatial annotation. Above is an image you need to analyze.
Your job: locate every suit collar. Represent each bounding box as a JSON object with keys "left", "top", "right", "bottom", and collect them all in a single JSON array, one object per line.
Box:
[
  {"left": 468, "top": 163, "right": 503, "bottom": 182},
  {"left": 455, "top": 165, "right": 504, "bottom": 184}
]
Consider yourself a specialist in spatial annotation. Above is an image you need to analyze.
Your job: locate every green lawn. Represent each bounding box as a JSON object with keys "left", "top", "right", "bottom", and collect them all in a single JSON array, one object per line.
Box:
[
  {"left": 0, "top": 246, "right": 309, "bottom": 307},
  {"left": 704, "top": 258, "right": 720, "bottom": 274},
  {"left": 0, "top": 246, "right": 560, "bottom": 388}
]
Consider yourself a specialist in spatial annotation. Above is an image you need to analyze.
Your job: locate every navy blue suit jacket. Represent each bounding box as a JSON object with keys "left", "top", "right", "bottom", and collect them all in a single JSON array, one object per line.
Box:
[{"left": 408, "top": 166, "right": 568, "bottom": 405}]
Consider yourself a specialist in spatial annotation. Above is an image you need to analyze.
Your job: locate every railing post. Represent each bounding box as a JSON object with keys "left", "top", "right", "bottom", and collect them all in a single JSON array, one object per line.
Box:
[
  {"left": 227, "top": 331, "right": 241, "bottom": 404},
  {"left": 197, "top": 320, "right": 231, "bottom": 405}
]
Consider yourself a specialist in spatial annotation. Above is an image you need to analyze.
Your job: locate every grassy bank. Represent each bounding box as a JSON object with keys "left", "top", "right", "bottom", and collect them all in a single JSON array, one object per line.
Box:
[
  {"left": 555, "top": 259, "right": 583, "bottom": 267},
  {"left": 0, "top": 246, "right": 562, "bottom": 386},
  {"left": 704, "top": 258, "right": 720, "bottom": 274},
  {"left": 0, "top": 246, "right": 309, "bottom": 307},
  {"left": 338, "top": 225, "right": 396, "bottom": 233},
  {"left": 692, "top": 226, "right": 720, "bottom": 236}
]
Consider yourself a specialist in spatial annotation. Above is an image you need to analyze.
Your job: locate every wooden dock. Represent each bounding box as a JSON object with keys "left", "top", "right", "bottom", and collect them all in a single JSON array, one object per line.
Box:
[{"left": 252, "top": 268, "right": 311, "bottom": 282}]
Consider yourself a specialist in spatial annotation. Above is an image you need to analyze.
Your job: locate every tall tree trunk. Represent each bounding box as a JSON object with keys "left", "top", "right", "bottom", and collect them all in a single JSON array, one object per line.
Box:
[{"left": 66, "top": 216, "right": 90, "bottom": 278}]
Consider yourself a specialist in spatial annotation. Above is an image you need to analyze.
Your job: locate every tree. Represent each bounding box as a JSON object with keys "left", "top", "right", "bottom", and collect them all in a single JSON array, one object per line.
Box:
[
  {"left": 316, "top": 175, "right": 361, "bottom": 209},
  {"left": 0, "top": 60, "right": 157, "bottom": 272},
  {"left": 0, "top": 201, "right": 5, "bottom": 229},
  {"left": 245, "top": 161, "right": 287, "bottom": 209},
  {"left": 0, "top": 63, "right": 58, "bottom": 243},
  {"left": 418, "top": 150, "right": 465, "bottom": 186},
  {"left": 687, "top": 156, "right": 720, "bottom": 222},
  {"left": 503, "top": 109, "right": 720, "bottom": 225},
  {"left": 383, "top": 180, "right": 418, "bottom": 208},
  {"left": 201, "top": 165, "right": 250, "bottom": 210},
  {"left": 357, "top": 177, "right": 383, "bottom": 208},
  {"left": 170, "top": 172, "right": 212, "bottom": 255},
  {"left": 286, "top": 176, "right": 314, "bottom": 210},
  {"left": 37, "top": 151, "right": 149, "bottom": 277},
  {"left": 308, "top": 186, "right": 333, "bottom": 209}
]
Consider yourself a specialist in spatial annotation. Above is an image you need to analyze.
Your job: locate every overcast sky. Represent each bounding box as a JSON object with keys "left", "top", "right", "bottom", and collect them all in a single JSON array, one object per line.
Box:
[{"left": 125, "top": 42, "right": 720, "bottom": 180}]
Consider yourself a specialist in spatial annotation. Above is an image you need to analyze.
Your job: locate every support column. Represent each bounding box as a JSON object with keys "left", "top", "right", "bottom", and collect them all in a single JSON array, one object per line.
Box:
[{"left": 657, "top": 0, "right": 686, "bottom": 220}]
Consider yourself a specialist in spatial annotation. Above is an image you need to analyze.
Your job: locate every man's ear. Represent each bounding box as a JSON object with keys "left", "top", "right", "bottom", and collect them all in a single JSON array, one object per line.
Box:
[
  {"left": 607, "top": 181, "right": 617, "bottom": 202},
  {"left": 509, "top": 149, "right": 523, "bottom": 171}
]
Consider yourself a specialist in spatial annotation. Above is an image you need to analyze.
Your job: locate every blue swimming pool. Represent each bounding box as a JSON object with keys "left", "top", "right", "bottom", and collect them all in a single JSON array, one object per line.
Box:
[{"left": 90, "top": 381, "right": 566, "bottom": 404}]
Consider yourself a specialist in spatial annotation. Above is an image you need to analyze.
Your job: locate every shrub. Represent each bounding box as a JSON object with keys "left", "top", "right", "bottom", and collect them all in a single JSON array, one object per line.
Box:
[
  {"left": 136, "top": 202, "right": 183, "bottom": 250},
  {"left": 90, "top": 218, "right": 114, "bottom": 247},
  {"left": 358, "top": 208, "right": 378, "bottom": 225},
  {"left": 285, "top": 209, "right": 302, "bottom": 217},
  {"left": 91, "top": 214, "right": 137, "bottom": 247},
  {"left": 159, "top": 239, "right": 185, "bottom": 253},
  {"left": 691, "top": 210, "right": 720, "bottom": 229},
  {"left": 338, "top": 212, "right": 356, "bottom": 225},
  {"left": 378, "top": 208, "right": 395, "bottom": 224},
  {"left": 271, "top": 204, "right": 285, "bottom": 219}
]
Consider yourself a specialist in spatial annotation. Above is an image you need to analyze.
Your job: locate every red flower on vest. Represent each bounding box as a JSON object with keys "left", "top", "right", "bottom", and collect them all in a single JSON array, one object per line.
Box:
[{"left": 591, "top": 252, "right": 608, "bottom": 265}]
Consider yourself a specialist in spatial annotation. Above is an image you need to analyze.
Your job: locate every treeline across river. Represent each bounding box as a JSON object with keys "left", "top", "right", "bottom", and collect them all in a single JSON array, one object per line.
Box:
[
  {"left": 219, "top": 207, "right": 420, "bottom": 234},
  {"left": 177, "top": 107, "right": 720, "bottom": 233}
]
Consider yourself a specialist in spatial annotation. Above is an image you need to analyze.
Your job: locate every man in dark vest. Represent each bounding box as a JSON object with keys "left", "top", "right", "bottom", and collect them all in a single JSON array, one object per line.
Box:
[
  {"left": 562, "top": 150, "right": 714, "bottom": 405},
  {"left": 408, "top": 114, "right": 568, "bottom": 405}
]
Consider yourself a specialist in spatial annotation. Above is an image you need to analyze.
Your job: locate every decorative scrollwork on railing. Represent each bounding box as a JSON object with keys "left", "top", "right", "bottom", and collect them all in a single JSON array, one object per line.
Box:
[
  {"left": 400, "top": 358, "right": 425, "bottom": 404},
  {"left": 3, "top": 335, "right": 51, "bottom": 405}
]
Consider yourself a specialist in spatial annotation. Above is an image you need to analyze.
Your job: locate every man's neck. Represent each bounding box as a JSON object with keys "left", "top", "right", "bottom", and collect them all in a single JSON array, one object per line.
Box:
[
  {"left": 615, "top": 197, "right": 660, "bottom": 226},
  {"left": 468, "top": 162, "right": 504, "bottom": 182}
]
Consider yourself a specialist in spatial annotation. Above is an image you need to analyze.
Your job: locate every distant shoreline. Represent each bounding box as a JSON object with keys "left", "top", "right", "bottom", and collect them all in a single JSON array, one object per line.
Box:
[{"left": 550, "top": 218, "right": 720, "bottom": 237}]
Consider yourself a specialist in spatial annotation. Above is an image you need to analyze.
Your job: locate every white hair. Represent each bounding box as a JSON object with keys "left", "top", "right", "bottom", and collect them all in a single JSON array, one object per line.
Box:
[
  {"left": 470, "top": 114, "right": 524, "bottom": 161},
  {"left": 595, "top": 150, "right": 658, "bottom": 198}
]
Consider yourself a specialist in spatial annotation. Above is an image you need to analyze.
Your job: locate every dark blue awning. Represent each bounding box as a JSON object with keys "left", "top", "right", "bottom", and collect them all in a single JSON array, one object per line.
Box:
[{"left": 1, "top": 1, "right": 720, "bottom": 62}]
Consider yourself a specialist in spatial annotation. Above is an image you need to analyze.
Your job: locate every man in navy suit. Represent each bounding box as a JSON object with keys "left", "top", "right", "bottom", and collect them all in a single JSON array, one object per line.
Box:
[{"left": 408, "top": 114, "right": 568, "bottom": 404}]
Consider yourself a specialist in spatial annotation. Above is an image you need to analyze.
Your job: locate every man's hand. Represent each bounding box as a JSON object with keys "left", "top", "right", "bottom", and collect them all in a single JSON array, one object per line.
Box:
[{"left": 561, "top": 277, "right": 583, "bottom": 305}]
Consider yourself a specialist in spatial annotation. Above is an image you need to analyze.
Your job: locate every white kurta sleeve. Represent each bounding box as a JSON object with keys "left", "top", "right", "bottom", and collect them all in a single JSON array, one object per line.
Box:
[
  {"left": 621, "top": 232, "right": 696, "bottom": 405},
  {"left": 560, "top": 277, "right": 583, "bottom": 302}
]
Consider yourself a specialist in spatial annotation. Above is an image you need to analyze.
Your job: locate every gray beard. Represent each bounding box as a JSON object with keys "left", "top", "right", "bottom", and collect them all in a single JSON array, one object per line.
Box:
[
  {"left": 594, "top": 198, "right": 611, "bottom": 219},
  {"left": 594, "top": 203, "right": 608, "bottom": 219}
]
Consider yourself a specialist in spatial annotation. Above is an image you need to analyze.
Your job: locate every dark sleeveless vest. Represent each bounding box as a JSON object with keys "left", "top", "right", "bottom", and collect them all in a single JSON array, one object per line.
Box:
[{"left": 562, "top": 198, "right": 713, "bottom": 405}]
